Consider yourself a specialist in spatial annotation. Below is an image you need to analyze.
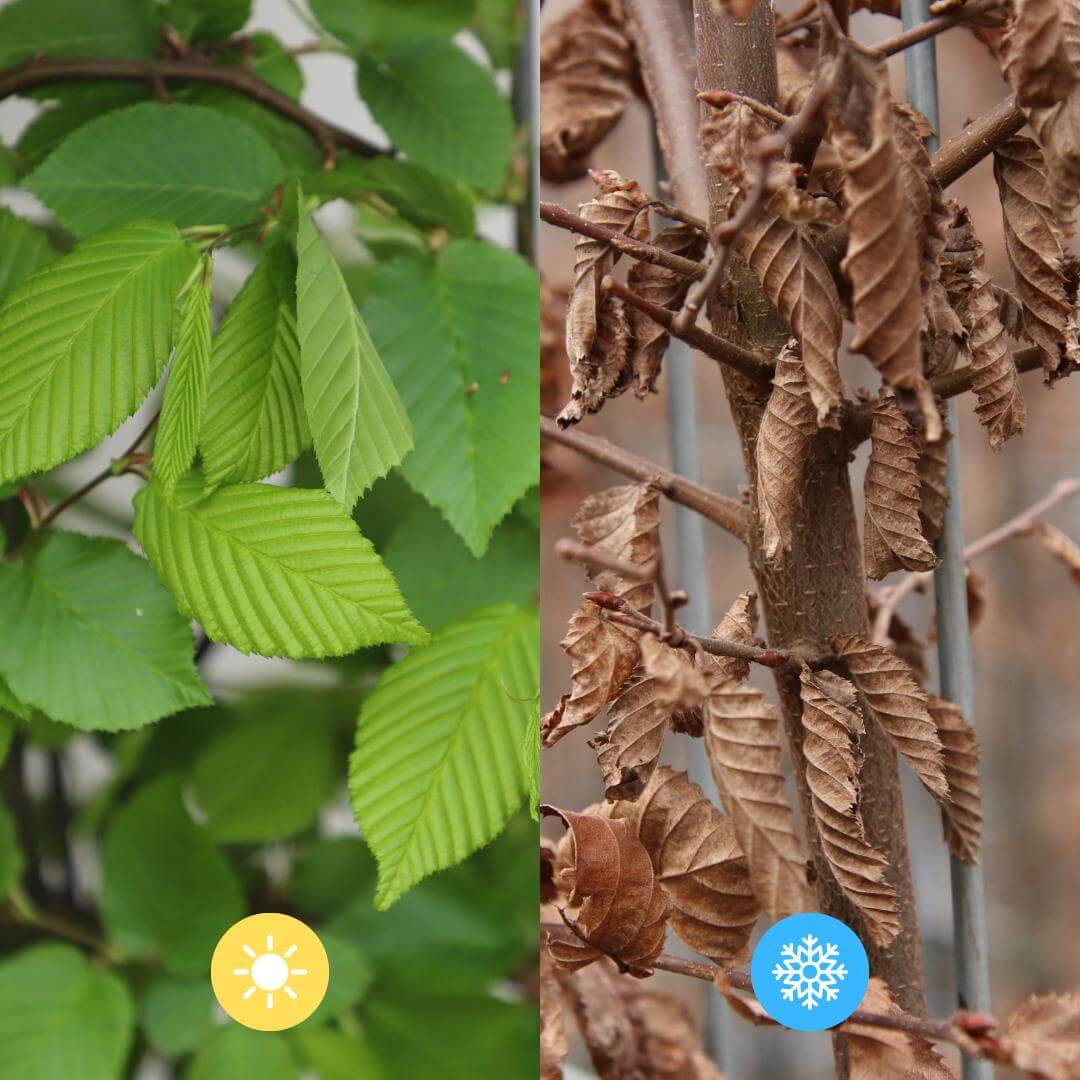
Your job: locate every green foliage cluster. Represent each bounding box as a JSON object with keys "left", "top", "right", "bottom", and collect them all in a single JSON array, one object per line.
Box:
[{"left": 0, "top": 0, "right": 537, "bottom": 1075}]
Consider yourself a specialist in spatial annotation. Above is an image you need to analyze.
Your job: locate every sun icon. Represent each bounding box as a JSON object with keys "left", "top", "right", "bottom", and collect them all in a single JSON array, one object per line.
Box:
[{"left": 211, "top": 913, "right": 329, "bottom": 1031}]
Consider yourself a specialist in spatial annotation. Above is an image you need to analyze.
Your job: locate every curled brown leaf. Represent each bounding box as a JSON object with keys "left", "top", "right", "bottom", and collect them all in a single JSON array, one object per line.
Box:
[
  {"left": 993, "top": 991, "right": 1080, "bottom": 1079},
  {"left": 926, "top": 695, "right": 983, "bottom": 863},
  {"left": 558, "top": 291, "right": 633, "bottom": 426},
  {"left": 1002, "top": 0, "right": 1077, "bottom": 109},
  {"left": 918, "top": 421, "right": 951, "bottom": 543}
]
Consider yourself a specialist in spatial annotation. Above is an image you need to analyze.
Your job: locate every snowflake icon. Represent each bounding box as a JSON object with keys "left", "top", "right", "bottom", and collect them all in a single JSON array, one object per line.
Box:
[{"left": 771, "top": 932, "right": 848, "bottom": 1011}]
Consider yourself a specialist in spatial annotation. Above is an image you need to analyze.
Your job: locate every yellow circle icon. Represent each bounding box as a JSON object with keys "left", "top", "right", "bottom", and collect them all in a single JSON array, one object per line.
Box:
[{"left": 211, "top": 913, "right": 329, "bottom": 1032}]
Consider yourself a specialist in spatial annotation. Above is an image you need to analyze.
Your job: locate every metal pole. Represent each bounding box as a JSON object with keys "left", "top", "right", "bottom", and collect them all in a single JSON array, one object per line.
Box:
[
  {"left": 514, "top": 0, "right": 540, "bottom": 263},
  {"left": 899, "top": 3, "right": 994, "bottom": 1073}
]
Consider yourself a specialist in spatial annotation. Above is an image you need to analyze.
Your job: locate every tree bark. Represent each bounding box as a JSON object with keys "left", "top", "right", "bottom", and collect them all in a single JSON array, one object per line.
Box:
[{"left": 634, "top": 0, "right": 929, "bottom": 1019}]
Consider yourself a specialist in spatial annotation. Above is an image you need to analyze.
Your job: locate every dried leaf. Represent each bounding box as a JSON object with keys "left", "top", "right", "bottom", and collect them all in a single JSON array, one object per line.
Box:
[
  {"left": 756, "top": 341, "right": 818, "bottom": 559},
  {"left": 543, "top": 601, "right": 641, "bottom": 746},
  {"left": 799, "top": 669, "right": 902, "bottom": 946},
  {"left": 572, "top": 481, "right": 662, "bottom": 613},
  {"left": 926, "top": 696, "right": 982, "bottom": 863},
  {"left": 864, "top": 392, "right": 939, "bottom": 578},
  {"left": 995, "top": 283, "right": 1027, "bottom": 337},
  {"left": 640, "top": 636, "right": 710, "bottom": 713},
  {"left": 993, "top": 136, "right": 1075, "bottom": 377},
  {"left": 558, "top": 291, "right": 633, "bottom": 426},
  {"left": 540, "top": 1, "right": 634, "bottom": 181},
  {"left": 1002, "top": 0, "right": 1077, "bottom": 109},
  {"left": 612, "top": 767, "right": 760, "bottom": 963},
  {"left": 542, "top": 806, "right": 668, "bottom": 974},
  {"left": 1030, "top": 521, "right": 1080, "bottom": 584},
  {"left": 776, "top": 44, "right": 814, "bottom": 114},
  {"left": 566, "top": 172, "right": 651, "bottom": 370},
  {"left": 842, "top": 977, "right": 956, "bottom": 1079},
  {"left": 541, "top": 954, "right": 569, "bottom": 1080},
  {"left": 701, "top": 591, "right": 759, "bottom": 685},
  {"left": 996, "top": 992, "right": 1080, "bottom": 1079},
  {"left": 626, "top": 224, "right": 708, "bottom": 396},
  {"left": 704, "top": 679, "right": 811, "bottom": 920},
  {"left": 542, "top": 838, "right": 562, "bottom": 904},
  {"left": 830, "top": 634, "right": 949, "bottom": 799},
  {"left": 942, "top": 204, "right": 1028, "bottom": 447},
  {"left": 918, "top": 422, "right": 950, "bottom": 543},
  {"left": 629, "top": 986, "right": 727, "bottom": 1080},
  {"left": 1027, "top": 89, "right": 1080, "bottom": 232},
  {"left": 832, "top": 63, "right": 939, "bottom": 438}
]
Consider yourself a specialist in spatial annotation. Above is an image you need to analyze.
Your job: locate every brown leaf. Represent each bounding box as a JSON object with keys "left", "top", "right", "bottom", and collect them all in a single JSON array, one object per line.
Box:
[
  {"left": 566, "top": 172, "right": 651, "bottom": 370},
  {"left": 777, "top": 43, "right": 814, "bottom": 114},
  {"left": 543, "top": 806, "right": 668, "bottom": 974},
  {"left": 995, "top": 282, "right": 1027, "bottom": 337},
  {"left": 704, "top": 679, "right": 811, "bottom": 920},
  {"left": 542, "top": 838, "right": 562, "bottom": 904},
  {"left": 1002, "top": 0, "right": 1077, "bottom": 109},
  {"left": 799, "top": 669, "right": 902, "bottom": 947},
  {"left": 864, "top": 391, "right": 939, "bottom": 579},
  {"left": 993, "top": 136, "right": 1076, "bottom": 378},
  {"left": 571, "top": 481, "right": 662, "bottom": 613},
  {"left": 558, "top": 291, "right": 633, "bottom": 426},
  {"left": 641, "top": 636, "right": 710, "bottom": 712},
  {"left": 612, "top": 767, "right": 760, "bottom": 963},
  {"left": 941, "top": 203, "right": 1028, "bottom": 447},
  {"left": 831, "top": 62, "right": 940, "bottom": 439},
  {"left": 626, "top": 224, "right": 708, "bottom": 396},
  {"left": 540, "top": 2, "right": 634, "bottom": 182},
  {"left": 700, "top": 591, "right": 760, "bottom": 684},
  {"left": 1030, "top": 521, "right": 1080, "bottom": 584},
  {"left": 842, "top": 977, "right": 957, "bottom": 1079},
  {"left": 926, "top": 696, "right": 983, "bottom": 863},
  {"left": 543, "top": 600, "right": 641, "bottom": 746},
  {"left": 756, "top": 341, "right": 818, "bottom": 559},
  {"left": 918, "top": 422, "right": 950, "bottom": 543},
  {"left": 1027, "top": 88, "right": 1080, "bottom": 233},
  {"left": 629, "top": 986, "right": 727, "bottom": 1080},
  {"left": 830, "top": 634, "right": 949, "bottom": 799},
  {"left": 540, "top": 953, "right": 569, "bottom": 1080},
  {"left": 996, "top": 992, "right": 1080, "bottom": 1079}
]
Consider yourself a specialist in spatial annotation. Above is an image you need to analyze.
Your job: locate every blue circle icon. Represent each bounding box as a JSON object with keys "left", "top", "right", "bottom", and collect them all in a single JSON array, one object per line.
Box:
[{"left": 750, "top": 913, "right": 869, "bottom": 1031}]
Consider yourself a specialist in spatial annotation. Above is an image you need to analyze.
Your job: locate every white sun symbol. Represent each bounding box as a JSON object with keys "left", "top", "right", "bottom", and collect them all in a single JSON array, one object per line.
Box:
[{"left": 232, "top": 934, "right": 308, "bottom": 1010}]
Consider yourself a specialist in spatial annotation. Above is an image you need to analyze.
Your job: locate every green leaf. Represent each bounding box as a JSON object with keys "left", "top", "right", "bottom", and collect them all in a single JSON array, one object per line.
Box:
[
  {"left": 296, "top": 198, "right": 412, "bottom": 507},
  {"left": 383, "top": 500, "right": 537, "bottom": 631},
  {"left": 187, "top": 1026, "right": 297, "bottom": 1080},
  {"left": 471, "top": 0, "right": 523, "bottom": 68},
  {"left": 0, "top": 716, "right": 15, "bottom": 767},
  {"left": 0, "top": 532, "right": 210, "bottom": 732},
  {"left": 134, "top": 476, "right": 428, "bottom": 658},
  {"left": 191, "top": 711, "right": 338, "bottom": 842},
  {"left": 160, "top": 0, "right": 252, "bottom": 41},
  {"left": 305, "top": 933, "right": 374, "bottom": 1025},
  {"left": 523, "top": 706, "right": 539, "bottom": 821},
  {"left": 289, "top": 1028, "right": 383, "bottom": 1080},
  {"left": 304, "top": 155, "right": 476, "bottom": 238},
  {"left": 102, "top": 776, "right": 245, "bottom": 976},
  {"left": 364, "top": 242, "right": 538, "bottom": 555},
  {"left": 0, "top": 220, "right": 198, "bottom": 485},
  {"left": 201, "top": 242, "right": 309, "bottom": 486},
  {"left": 0, "top": 801, "right": 23, "bottom": 900},
  {"left": 0, "top": 677, "right": 31, "bottom": 723},
  {"left": 356, "top": 39, "right": 512, "bottom": 188},
  {"left": 0, "top": 0, "right": 158, "bottom": 68},
  {"left": 0, "top": 210, "right": 57, "bottom": 303},
  {"left": 139, "top": 974, "right": 215, "bottom": 1057},
  {"left": 26, "top": 103, "right": 284, "bottom": 238},
  {"left": 0, "top": 144, "right": 17, "bottom": 185},
  {"left": 288, "top": 837, "right": 376, "bottom": 918},
  {"left": 350, "top": 603, "right": 538, "bottom": 909},
  {"left": 0, "top": 944, "right": 134, "bottom": 1080},
  {"left": 156, "top": 260, "right": 212, "bottom": 490},
  {"left": 310, "top": 0, "right": 476, "bottom": 48}
]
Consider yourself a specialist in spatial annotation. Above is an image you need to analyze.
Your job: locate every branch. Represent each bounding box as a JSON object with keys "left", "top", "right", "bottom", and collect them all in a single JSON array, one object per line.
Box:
[
  {"left": 602, "top": 276, "right": 773, "bottom": 383},
  {"left": 540, "top": 202, "right": 706, "bottom": 279},
  {"left": 540, "top": 415, "right": 752, "bottom": 543},
  {"left": 0, "top": 55, "right": 385, "bottom": 162},
  {"left": 874, "top": 0, "right": 1006, "bottom": 57},
  {"left": 871, "top": 477, "right": 1080, "bottom": 641}
]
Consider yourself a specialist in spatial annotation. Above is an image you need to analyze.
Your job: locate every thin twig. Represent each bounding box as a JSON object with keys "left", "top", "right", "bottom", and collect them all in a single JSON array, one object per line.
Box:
[
  {"left": 540, "top": 415, "right": 752, "bottom": 543},
  {"left": 675, "top": 74, "right": 833, "bottom": 335},
  {"left": 540, "top": 202, "right": 707, "bottom": 279},
  {"left": 602, "top": 276, "right": 773, "bottom": 383},
  {"left": 872, "top": 478, "right": 1080, "bottom": 641},
  {"left": 698, "top": 89, "right": 790, "bottom": 128},
  {"left": 647, "top": 198, "right": 708, "bottom": 232},
  {"left": 875, "top": 0, "right": 1006, "bottom": 57},
  {"left": 0, "top": 55, "right": 384, "bottom": 160}
]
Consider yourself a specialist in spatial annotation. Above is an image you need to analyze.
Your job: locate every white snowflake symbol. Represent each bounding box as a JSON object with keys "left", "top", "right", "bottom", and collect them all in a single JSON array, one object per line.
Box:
[{"left": 771, "top": 933, "right": 848, "bottom": 1010}]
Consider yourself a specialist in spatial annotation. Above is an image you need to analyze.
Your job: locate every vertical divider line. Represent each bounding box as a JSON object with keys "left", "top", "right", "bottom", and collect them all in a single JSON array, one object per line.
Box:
[{"left": 898, "top": 4, "right": 995, "bottom": 1073}]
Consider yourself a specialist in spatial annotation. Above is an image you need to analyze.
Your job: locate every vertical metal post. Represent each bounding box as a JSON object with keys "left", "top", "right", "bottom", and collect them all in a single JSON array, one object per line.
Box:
[
  {"left": 515, "top": 0, "right": 540, "bottom": 263},
  {"left": 899, "top": 3, "right": 994, "bottom": 1072}
]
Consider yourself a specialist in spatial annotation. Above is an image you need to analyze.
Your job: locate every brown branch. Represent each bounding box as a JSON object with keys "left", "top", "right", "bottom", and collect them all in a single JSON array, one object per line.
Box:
[
  {"left": 602, "top": 275, "right": 773, "bottom": 382},
  {"left": 0, "top": 55, "right": 385, "bottom": 161},
  {"left": 874, "top": 0, "right": 1006, "bottom": 57},
  {"left": 540, "top": 202, "right": 706, "bottom": 278},
  {"left": 540, "top": 415, "right": 752, "bottom": 542}
]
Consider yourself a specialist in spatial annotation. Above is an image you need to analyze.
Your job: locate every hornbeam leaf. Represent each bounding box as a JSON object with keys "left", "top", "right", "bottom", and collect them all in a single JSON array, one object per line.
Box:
[
  {"left": 0, "top": 531, "right": 210, "bottom": 732},
  {"left": 26, "top": 104, "right": 284, "bottom": 238},
  {"left": 365, "top": 241, "right": 539, "bottom": 555},
  {"left": 350, "top": 603, "right": 538, "bottom": 909},
  {"left": 296, "top": 198, "right": 412, "bottom": 508},
  {"left": 0, "top": 221, "right": 198, "bottom": 485},
  {"left": 201, "top": 242, "right": 309, "bottom": 486},
  {"left": 0, "top": 209, "right": 57, "bottom": 303},
  {"left": 134, "top": 476, "right": 427, "bottom": 658},
  {"left": 154, "top": 260, "right": 212, "bottom": 491}
]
